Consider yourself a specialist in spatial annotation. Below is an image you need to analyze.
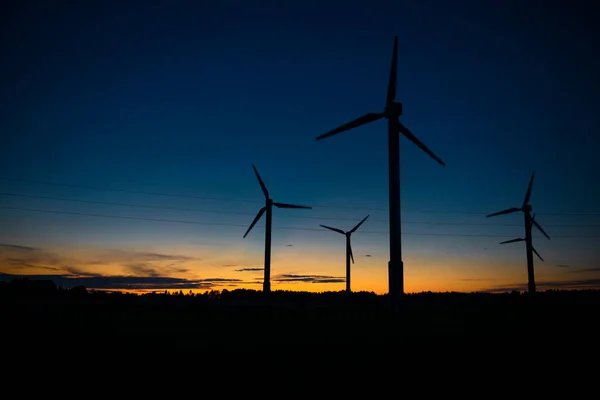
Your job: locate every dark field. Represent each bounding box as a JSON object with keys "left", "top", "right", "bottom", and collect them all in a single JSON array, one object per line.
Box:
[{"left": 3, "top": 279, "right": 599, "bottom": 353}]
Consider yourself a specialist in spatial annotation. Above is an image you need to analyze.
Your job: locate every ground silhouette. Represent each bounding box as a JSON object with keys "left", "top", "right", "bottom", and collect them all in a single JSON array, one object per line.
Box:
[{"left": 2, "top": 277, "right": 599, "bottom": 353}]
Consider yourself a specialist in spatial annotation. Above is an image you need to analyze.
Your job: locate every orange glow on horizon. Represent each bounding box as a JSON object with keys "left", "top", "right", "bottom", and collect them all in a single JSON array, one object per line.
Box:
[{"left": 1, "top": 242, "right": 598, "bottom": 294}]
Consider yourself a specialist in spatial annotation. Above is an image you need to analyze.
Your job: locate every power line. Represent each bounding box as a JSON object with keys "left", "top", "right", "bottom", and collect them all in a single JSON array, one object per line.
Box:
[
  {"left": 2, "top": 205, "right": 598, "bottom": 239},
  {"left": 1, "top": 191, "right": 599, "bottom": 228},
  {"left": 2, "top": 177, "right": 599, "bottom": 216},
  {"left": 1, "top": 205, "right": 247, "bottom": 227},
  {"left": 0, "top": 177, "right": 258, "bottom": 205},
  {"left": 0, "top": 191, "right": 258, "bottom": 216}
]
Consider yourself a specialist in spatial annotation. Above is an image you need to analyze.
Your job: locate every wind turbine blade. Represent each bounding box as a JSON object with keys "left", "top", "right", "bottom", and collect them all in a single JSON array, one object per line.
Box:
[
  {"left": 486, "top": 207, "right": 521, "bottom": 217},
  {"left": 397, "top": 121, "right": 446, "bottom": 167},
  {"left": 320, "top": 224, "right": 345, "bottom": 235},
  {"left": 349, "top": 241, "right": 354, "bottom": 264},
  {"left": 523, "top": 171, "right": 535, "bottom": 207},
  {"left": 273, "top": 202, "right": 312, "bottom": 209},
  {"left": 315, "top": 113, "right": 384, "bottom": 141},
  {"left": 531, "top": 218, "right": 550, "bottom": 240},
  {"left": 532, "top": 246, "right": 544, "bottom": 262},
  {"left": 350, "top": 214, "right": 370, "bottom": 233},
  {"left": 243, "top": 207, "right": 266, "bottom": 238},
  {"left": 252, "top": 164, "right": 269, "bottom": 199},
  {"left": 386, "top": 36, "right": 398, "bottom": 105},
  {"left": 499, "top": 238, "right": 525, "bottom": 244}
]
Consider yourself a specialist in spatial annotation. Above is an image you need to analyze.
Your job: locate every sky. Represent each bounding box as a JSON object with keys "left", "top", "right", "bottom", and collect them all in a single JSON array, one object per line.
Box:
[{"left": 1, "top": 0, "right": 599, "bottom": 294}]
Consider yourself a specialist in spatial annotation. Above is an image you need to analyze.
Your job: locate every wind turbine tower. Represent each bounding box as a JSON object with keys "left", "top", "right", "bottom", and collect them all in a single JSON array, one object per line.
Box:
[
  {"left": 487, "top": 172, "right": 550, "bottom": 294},
  {"left": 320, "top": 215, "right": 369, "bottom": 292},
  {"left": 243, "top": 164, "right": 312, "bottom": 294},
  {"left": 315, "top": 36, "right": 446, "bottom": 310}
]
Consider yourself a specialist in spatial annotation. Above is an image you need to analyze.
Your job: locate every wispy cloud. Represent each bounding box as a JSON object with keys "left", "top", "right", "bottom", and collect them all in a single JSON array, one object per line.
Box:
[
  {"left": 124, "top": 263, "right": 161, "bottom": 277},
  {"left": 62, "top": 266, "right": 101, "bottom": 277},
  {"left": 1, "top": 244, "right": 198, "bottom": 277},
  {"left": 0, "top": 273, "right": 245, "bottom": 290},
  {"left": 122, "top": 262, "right": 190, "bottom": 277},
  {"left": 556, "top": 264, "right": 571, "bottom": 268},
  {"left": 483, "top": 278, "right": 600, "bottom": 293},
  {"left": 0, "top": 243, "right": 39, "bottom": 252},
  {"left": 1, "top": 244, "right": 68, "bottom": 270},
  {"left": 461, "top": 278, "right": 495, "bottom": 282},
  {"left": 235, "top": 268, "right": 264, "bottom": 272},
  {"left": 565, "top": 267, "right": 600, "bottom": 274},
  {"left": 100, "top": 249, "right": 198, "bottom": 263},
  {"left": 0, "top": 244, "right": 253, "bottom": 291},
  {"left": 273, "top": 274, "right": 345, "bottom": 284},
  {"left": 7, "top": 258, "right": 60, "bottom": 271}
]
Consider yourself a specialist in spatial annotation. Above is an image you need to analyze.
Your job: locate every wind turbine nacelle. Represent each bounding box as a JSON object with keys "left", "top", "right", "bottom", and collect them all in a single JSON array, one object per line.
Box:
[{"left": 385, "top": 102, "right": 403, "bottom": 117}]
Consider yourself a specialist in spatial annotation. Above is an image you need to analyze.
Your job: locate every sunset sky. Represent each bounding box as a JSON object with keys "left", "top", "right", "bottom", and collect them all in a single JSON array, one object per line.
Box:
[{"left": 1, "top": 0, "right": 599, "bottom": 294}]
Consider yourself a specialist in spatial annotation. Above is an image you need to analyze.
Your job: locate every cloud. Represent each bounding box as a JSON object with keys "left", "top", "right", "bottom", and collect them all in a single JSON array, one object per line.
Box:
[
  {"left": 123, "top": 261, "right": 191, "bottom": 277},
  {"left": 0, "top": 243, "right": 39, "bottom": 251},
  {"left": 2, "top": 247, "right": 102, "bottom": 277},
  {"left": 483, "top": 278, "right": 600, "bottom": 293},
  {"left": 124, "top": 263, "right": 161, "bottom": 277},
  {"left": 285, "top": 244, "right": 294, "bottom": 247},
  {"left": 0, "top": 273, "right": 244, "bottom": 290},
  {"left": 363, "top": 254, "right": 372, "bottom": 257},
  {"left": 169, "top": 267, "right": 189, "bottom": 273},
  {"left": 565, "top": 267, "right": 600, "bottom": 274},
  {"left": 461, "top": 278, "right": 495, "bottom": 281},
  {"left": 556, "top": 264, "right": 571, "bottom": 268},
  {"left": 0, "top": 245, "right": 198, "bottom": 267},
  {"left": 100, "top": 249, "right": 197, "bottom": 263},
  {"left": 0, "top": 245, "right": 229, "bottom": 290},
  {"left": 272, "top": 274, "right": 346, "bottom": 284},
  {"left": 235, "top": 268, "right": 264, "bottom": 272},
  {"left": 1, "top": 245, "right": 67, "bottom": 270},
  {"left": 6, "top": 258, "right": 60, "bottom": 271},
  {"left": 1, "top": 244, "right": 198, "bottom": 277},
  {"left": 203, "top": 278, "right": 243, "bottom": 282},
  {"left": 62, "top": 266, "right": 100, "bottom": 277}
]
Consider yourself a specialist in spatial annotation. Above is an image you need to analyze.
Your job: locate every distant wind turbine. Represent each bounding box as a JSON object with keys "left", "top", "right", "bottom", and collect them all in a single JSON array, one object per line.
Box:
[
  {"left": 315, "top": 36, "right": 445, "bottom": 310},
  {"left": 487, "top": 172, "right": 550, "bottom": 294},
  {"left": 320, "top": 215, "right": 369, "bottom": 293},
  {"left": 243, "top": 164, "right": 312, "bottom": 293}
]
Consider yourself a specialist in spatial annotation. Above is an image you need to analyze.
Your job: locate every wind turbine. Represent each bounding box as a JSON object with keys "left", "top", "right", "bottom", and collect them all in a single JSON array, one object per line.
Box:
[
  {"left": 315, "top": 36, "right": 445, "bottom": 310},
  {"left": 320, "top": 215, "right": 370, "bottom": 293},
  {"left": 243, "top": 164, "right": 312, "bottom": 294},
  {"left": 487, "top": 172, "right": 550, "bottom": 294}
]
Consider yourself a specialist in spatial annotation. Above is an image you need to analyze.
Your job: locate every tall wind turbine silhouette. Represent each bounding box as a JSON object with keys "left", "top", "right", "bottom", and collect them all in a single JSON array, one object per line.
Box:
[
  {"left": 315, "top": 36, "right": 445, "bottom": 310},
  {"left": 320, "top": 215, "right": 369, "bottom": 293},
  {"left": 487, "top": 172, "right": 550, "bottom": 294},
  {"left": 243, "top": 164, "right": 312, "bottom": 294}
]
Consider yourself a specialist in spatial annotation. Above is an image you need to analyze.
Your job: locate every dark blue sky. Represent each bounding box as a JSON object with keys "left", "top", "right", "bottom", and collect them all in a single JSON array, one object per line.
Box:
[{"left": 1, "top": 0, "right": 599, "bottom": 293}]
